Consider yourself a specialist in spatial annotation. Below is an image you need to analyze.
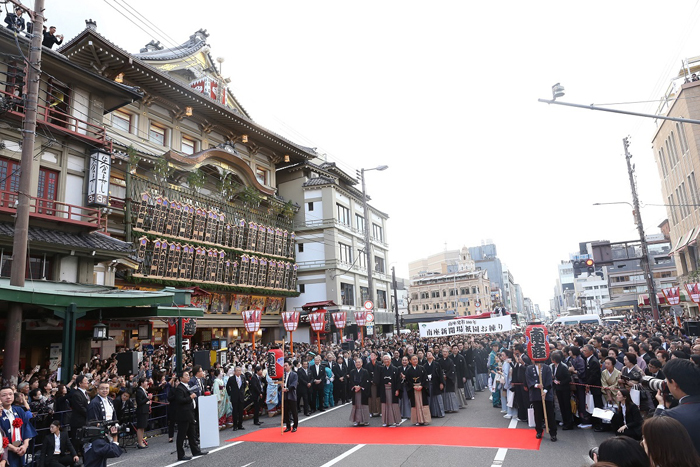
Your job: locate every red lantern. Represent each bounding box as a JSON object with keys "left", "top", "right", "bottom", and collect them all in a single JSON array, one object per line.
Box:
[
  {"left": 309, "top": 311, "right": 326, "bottom": 332},
  {"left": 182, "top": 318, "right": 197, "bottom": 338},
  {"left": 266, "top": 347, "right": 284, "bottom": 380},
  {"left": 282, "top": 311, "right": 300, "bottom": 332},
  {"left": 525, "top": 325, "right": 549, "bottom": 362},
  {"left": 282, "top": 311, "right": 300, "bottom": 354},
  {"left": 354, "top": 310, "right": 368, "bottom": 327},
  {"left": 242, "top": 309, "right": 262, "bottom": 350},
  {"left": 332, "top": 311, "right": 347, "bottom": 328}
]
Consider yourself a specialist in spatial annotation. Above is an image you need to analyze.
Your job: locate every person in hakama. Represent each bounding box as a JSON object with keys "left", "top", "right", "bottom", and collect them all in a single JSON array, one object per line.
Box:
[
  {"left": 439, "top": 347, "right": 460, "bottom": 413},
  {"left": 364, "top": 353, "right": 381, "bottom": 417},
  {"left": 378, "top": 355, "right": 401, "bottom": 426},
  {"left": 424, "top": 351, "right": 445, "bottom": 418},
  {"left": 397, "top": 357, "right": 412, "bottom": 419},
  {"left": 348, "top": 359, "right": 371, "bottom": 426},
  {"left": 405, "top": 356, "right": 431, "bottom": 426},
  {"left": 450, "top": 344, "right": 469, "bottom": 408}
]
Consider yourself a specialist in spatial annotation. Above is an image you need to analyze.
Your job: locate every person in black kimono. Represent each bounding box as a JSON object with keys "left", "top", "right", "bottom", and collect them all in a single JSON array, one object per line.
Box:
[
  {"left": 397, "top": 356, "right": 411, "bottom": 419},
  {"left": 333, "top": 356, "right": 348, "bottom": 405},
  {"left": 512, "top": 345, "right": 532, "bottom": 422},
  {"left": 348, "top": 359, "right": 371, "bottom": 426},
  {"left": 377, "top": 355, "right": 401, "bottom": 426},
  {"left": 462, "top": 341, "right": 476, "bottom": 400},
  {"left": 450, "top": 344, "right": 469, "bottom": 408},
  {"left": 424, "top": 351, "right": 445, "bottom": 418},
  {"left": 363, "top": 353, "right": 381, "bottom": 417},
  {"left": 405, "top": 356, "right": 431, "bottom": 425},
  {"left": 439, "top": 347, "right": 460, "bottom": 413}
]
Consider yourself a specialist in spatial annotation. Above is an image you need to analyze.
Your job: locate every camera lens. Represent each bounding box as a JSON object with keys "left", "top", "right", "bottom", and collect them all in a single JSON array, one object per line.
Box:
[{"left": 589, "top": 447, "right": 599, "bottom": 460}]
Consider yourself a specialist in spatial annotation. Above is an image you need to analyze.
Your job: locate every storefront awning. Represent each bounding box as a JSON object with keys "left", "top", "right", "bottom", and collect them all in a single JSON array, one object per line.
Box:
[
  {"left": 677, "top": 227, "right": 696, "bottom": 254},
  {"left": 637, "top": 290, "right": 689, "bottom": 306},
  {"left": 601, "top": 294, "right": 638, "bottom": 310}
]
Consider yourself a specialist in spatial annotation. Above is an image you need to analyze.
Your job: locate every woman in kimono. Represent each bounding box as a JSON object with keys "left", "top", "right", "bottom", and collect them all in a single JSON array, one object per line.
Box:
[
  {"left": 405, "top": 355, "right": 431, "bottom": 426},
  {"left": 424, "top": 351, "right": 445, "bottom": 418},
  {"left": 500, "top": 350, "right": 518, "bottom": 419},
  {"left": 438, "top": 347, "right": 460, "bottom": 413},
  {"left": 212, "top": 370, "right": 229, "bottom": 428},
  {"left": 265, "top": 368, "right": 280, "bottom": 416},
  {"left": 323, "top": 365, "right": 334, "bottom": 409},
  {"left": 348, "top": 358, "right": 371, "bottom": 426},
  {"left": 377, "top": 355, "right": 401, "bottom": 426}
]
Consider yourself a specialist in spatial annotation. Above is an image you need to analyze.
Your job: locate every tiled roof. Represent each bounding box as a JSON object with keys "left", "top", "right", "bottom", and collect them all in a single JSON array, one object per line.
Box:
[
  {"left": 0, "top": 223, "right": 133, "bottom": 253},
  {"left": 302, "top": 176, "right": 336, "bottom": 187}
]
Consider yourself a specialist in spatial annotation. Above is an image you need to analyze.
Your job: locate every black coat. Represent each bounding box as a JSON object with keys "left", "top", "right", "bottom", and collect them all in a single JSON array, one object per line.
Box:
[
  {"left": 551, "top": 362, "right": 572, "bottom": 391},
  {"left": 376, "top": 364, "right": 400, "bottom": 403},
  {"left": 463, "top": 348, "right": 476, "bottom": 379},
  {"left": 226, "top": 374, "right": 248, "bottom": 403},
  {"left": 87, "top": 395, "right": 118, "bottom": 422},
  {"left": 364, "top": 360, "right": 379, "bottom": 387},
  {"left": 168, "top": 382, "right": 195, "bottom": 422},
  {"left": 68, "top": 389, "right": 89, "bottom": 430},
  {"left": 348, "top": 368, "right": 371, "bottom": 405},
  {"left": 584, "top": 355, "right": 602, "bottom": 396},
  {"left": 134, "top": 387, "right": 150, "bottom": 416},
  {"left": 308, "top": 364, "right": 326, "bottom": 389},
  {"left": 39, "top": 432, "right": 76, "bottom": 467},
  {"left": 654, "top": 394, "right": 700, "bottom": 455},
  {"left": 449, "top": 353, "right": 468, "bottom": 389},
  {"left": 611, "top": 402, "right": 643, "bottom": 440},
  {"left": 438, "top": 356, "right": 457, "bottom": 392},
  {"left": 296, "top": 367, "right": 310, "bottom": 395},
  {"left": 249, "top": 373, "right": 264, "bottom": 400},
  {"left": 423, "top": 360, "right": 444, "bottom": 394},
  {"left": 333, "top": 363, "right": 348, "bottom": 388}
]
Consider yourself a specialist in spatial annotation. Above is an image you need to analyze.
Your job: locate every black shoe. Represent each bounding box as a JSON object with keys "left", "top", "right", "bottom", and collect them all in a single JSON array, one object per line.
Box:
[
  {"left": 551, "top": 435, "right": 557, "bottom": 442},
  {"left": 168, "top": 438, "right": 173, "bottom": 443},
  {"left": 562, "top": 425, "right": 574, "bottom": 431},
  {"left": 536, "top": 433, "right": 542, "bottom": 439},
  {"left": 283, "top": 427, "right": 291, "bottom": 432},
  {"left": 254, "top": 422, "right": 263, "bottom": 426},
  {"left": 232, "top": 427, "right": 238, "bottom": 431},
  {"left": 178, "top": 457, "right": 192, "bottom": 461},
  {"left": 594, "top": 426, "right": 605, "bottom": 432},
  {"left": 319, "top": 409, "right": 326, "bottom": 412},
  {"left": 137, "top": 445, "right": 148, "bottom": 449},
  {"left": 305, "top": 413, "right": 311, "bottom": 416},
  {"left": 193, "top": 452, "right": 208, "bottom": 457},
  {"left": 292, "top": 427, "right": 297, "bottom": 432},
  {"left": 238, "top": 426, "right": 245, "bottom": 430}
]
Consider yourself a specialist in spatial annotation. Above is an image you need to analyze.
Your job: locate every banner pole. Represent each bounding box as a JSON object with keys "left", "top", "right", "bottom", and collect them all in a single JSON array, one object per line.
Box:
[
  {"left": 538, "top": 363, "right": 549, "bottom": 434},
  {"left": 281, "top": 338, "right": 285, "bottom": 434}
]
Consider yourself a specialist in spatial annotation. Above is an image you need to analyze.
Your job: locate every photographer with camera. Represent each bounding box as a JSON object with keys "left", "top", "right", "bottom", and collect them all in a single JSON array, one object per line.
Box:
[
  {"left": 653, "top": 357, "right": 700, "bottom": 455},
  {"left": 81, "top": 425, "right": 121, "bottom": 467}
]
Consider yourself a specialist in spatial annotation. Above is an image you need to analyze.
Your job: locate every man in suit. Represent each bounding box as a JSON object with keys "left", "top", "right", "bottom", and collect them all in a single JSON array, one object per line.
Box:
[
  {"left": 39, "top": 421, "right": 78, "bottom": 467},
  {"left": 249, "top": 366, "right": 264, "bottom": 426},
  {"left": 654, "top": 358, "right": 700, "bottom": 455},
  {"left": 551, "top": 350, "right": 573, "bottom": 430},
  {"left": 525, "top": 361, "right": 557, "bottom": 442},
  {"left": 68, "top": 375, "right": 90, "bottom": 449},
  {"left": 296, "top": 360, "right": 311, "bottom": 416},
  {"left": 167, "top": 372, "right": 207, "bottom": 461},
  {"left": 225, "top": 366, "right": 247, "bottom": 431},
  {"left": 188, "top": 365, "right": 206, "bottom": 441},
  {"left": 282, "top": 360, "right": 298, "bottom": 432},
  {"left": 582, "top": 344, "right": 604, "bottom": 431},
  {"left": 87, "top": 382, "right": 117, "bottom": 424},
  {"left": 308, "top": 355, "right": 326, "bottom": 412}
]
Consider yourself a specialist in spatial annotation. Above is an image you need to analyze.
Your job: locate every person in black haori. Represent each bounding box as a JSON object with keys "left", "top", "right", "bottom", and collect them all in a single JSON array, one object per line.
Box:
[
  {"left": 398, "top": 356, "right": 412, "bottom": 419},
  {"left": 424, "top": 351, "right": 445, "bottom": 418},
  {"left": 377, "top": 354, "right": 401, "bottom": 426},
  {"left": 450, "top": 344, "right": 469, "bottom": 408},
  {"left": 348, "top": 358, "right": 371, "bottom": 426},
  {"left": 364, "top": 353, "right": 381, "bottom": 417},
  {"left": 439, "top": 347, "right": 460, "bottom": 413},
  {"left": 405, "top": 355, "right": 431, "bottom": 426}
]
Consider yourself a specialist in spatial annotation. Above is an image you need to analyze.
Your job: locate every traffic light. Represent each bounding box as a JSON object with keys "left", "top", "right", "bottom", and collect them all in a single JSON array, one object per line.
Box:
[{"left": 585, "top": 258, "right": 595, "bottom": 274}]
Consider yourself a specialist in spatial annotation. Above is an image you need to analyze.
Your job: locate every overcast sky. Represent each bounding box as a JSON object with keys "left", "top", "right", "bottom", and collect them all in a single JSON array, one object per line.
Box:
[{"left": 47, "top": 1, "right": 700, "bottom": 310}]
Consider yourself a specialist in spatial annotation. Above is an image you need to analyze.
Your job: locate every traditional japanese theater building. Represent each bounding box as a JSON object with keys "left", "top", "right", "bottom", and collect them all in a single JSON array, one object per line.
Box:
[{"left": 57, "top": 24, "right": 314, "bottom": 346}]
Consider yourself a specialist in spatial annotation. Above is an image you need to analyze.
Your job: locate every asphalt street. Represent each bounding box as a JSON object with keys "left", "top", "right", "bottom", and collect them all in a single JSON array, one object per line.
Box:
[{"left": 107, "top": 390, "right": 611, "bottom": 467}]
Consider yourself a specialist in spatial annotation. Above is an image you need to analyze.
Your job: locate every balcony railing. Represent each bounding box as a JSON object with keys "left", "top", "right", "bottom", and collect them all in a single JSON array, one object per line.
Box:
[
  {"left": 0, "top": 89, "right": 112, "bottom": 151},
  {"left": 0, "top": 189, "right": 105, "bottom": 230}
]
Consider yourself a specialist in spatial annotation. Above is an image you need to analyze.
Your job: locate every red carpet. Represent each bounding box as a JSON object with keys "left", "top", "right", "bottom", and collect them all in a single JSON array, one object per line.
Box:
[{"left": 227, "top": 426, "right": 541, "bottom": 450}]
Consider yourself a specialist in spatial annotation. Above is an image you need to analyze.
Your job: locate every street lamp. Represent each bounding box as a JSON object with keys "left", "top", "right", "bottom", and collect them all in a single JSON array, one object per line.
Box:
[{"left": 358, "top": 165, "right": 388, "bottom": 310}]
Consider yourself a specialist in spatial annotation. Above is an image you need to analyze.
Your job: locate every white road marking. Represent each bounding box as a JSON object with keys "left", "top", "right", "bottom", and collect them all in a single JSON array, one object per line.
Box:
[
  {"left": 298, "top": 402, "right": 350, "bottom": 423},
  {"left": 490, "top": 411, "right": 518, "bottom": 467},
  {"left": 241, "top": 463, "right": 254, "bottom": 467},
  {"left": 107, "top": 461, "right": 128, "bottom": 467},
  {"left": 318, "top": 444, "right": 366, "bottom": 467},
  {"left": 162, "top": 441, "right": 244, "bottom": 467}
]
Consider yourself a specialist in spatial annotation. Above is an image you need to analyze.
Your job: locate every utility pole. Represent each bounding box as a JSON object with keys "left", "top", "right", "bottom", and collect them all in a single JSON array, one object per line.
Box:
[
  {"left": 360, "top": 168, "right": 374, "bottom": 307},
  {"left": 623, "top": 137, "right": 660, "bottom": 321},
  {"left": 3, "top": 0, "right": 45, "bottom": 385},
  {"left": 392, "top": 266, "right": 400, "bottom": 332}
]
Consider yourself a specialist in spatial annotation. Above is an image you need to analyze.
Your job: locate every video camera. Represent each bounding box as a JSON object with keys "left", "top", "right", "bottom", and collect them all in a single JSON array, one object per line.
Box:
[{"left": 76, "top": 420, "right": 127, "bottom": 444}]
